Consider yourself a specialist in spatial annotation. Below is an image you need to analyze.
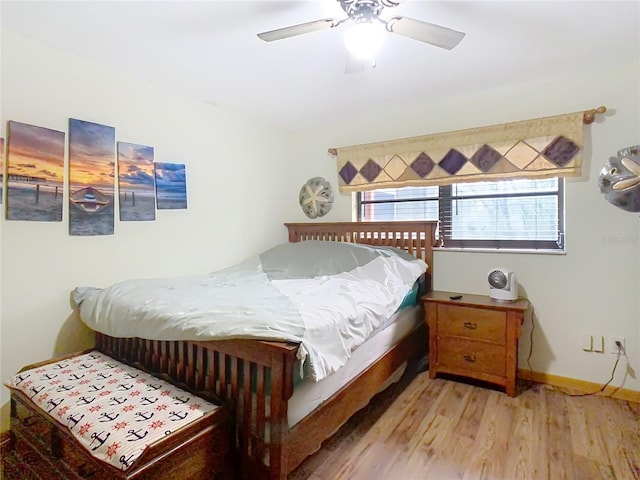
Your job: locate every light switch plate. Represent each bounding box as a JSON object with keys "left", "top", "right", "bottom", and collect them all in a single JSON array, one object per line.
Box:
[{"left": 592, "top": 335, "right": 605, "bottom": 353}]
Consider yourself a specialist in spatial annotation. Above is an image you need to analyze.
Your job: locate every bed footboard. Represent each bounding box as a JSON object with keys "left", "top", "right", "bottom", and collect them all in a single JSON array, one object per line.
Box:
[{"left": 96, "top": 333, "right": 298, "bottom": 479}]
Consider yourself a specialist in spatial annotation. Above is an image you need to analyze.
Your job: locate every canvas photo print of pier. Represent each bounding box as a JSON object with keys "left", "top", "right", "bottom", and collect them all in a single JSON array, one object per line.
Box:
[
  {"left": 117, "top": 142, "right": 156, "bottom": 221},
  {"left": 6, "top": 121, "right": 65, "bottom": 221},
  {"left": 0, "top": 138, "right": 4, "bottom": 205},
  {"left": 69, "top": 118, "right": 116, "bottom": 236},
  {"left": 155, "top": 162, "right": 187, "bottom": 209}
]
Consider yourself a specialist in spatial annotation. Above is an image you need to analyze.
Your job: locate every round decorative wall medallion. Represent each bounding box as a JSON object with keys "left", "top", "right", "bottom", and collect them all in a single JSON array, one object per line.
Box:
[
  {"left": 598, "top": 145, "right": 640, "bottom": 213},
  {"left": 299, "top": 177, "right": 333, "bottom": 218}
]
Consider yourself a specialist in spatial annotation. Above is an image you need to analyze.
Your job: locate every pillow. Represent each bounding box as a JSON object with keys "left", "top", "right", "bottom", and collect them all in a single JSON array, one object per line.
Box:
[{"left": 260, "top": 240, "right": 419, "bottom": 280}]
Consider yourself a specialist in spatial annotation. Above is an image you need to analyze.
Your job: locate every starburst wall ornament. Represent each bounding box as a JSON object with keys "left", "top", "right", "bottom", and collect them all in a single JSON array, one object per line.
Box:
[
  {"left": 299, "top": 177, "right": 333, "bottom": 218},
  {"left": 598, "top": 145, "right": 640, "bottom": 213}
]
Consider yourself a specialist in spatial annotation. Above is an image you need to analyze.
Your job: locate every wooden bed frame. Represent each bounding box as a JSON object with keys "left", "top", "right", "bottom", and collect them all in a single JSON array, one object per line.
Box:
[{"left": 95, "top": 221, "right": 437, "bottom": 479}]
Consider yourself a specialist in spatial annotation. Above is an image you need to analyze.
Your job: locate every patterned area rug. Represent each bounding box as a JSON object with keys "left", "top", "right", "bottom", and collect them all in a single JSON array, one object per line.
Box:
[
  {"left": 1, "top": 432, "right": 42, "bottom": 480},
  {"left": 0, "top": 432, "right": 36, "bottom": 480}
]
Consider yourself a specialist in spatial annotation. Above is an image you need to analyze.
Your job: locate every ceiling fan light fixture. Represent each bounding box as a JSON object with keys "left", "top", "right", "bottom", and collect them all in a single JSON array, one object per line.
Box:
[
  {"left": 344, "top": 21, "right": 385, "bottom": 60},
  {"left": 257, "top": 0, "right": 466, "bottom": 69}
]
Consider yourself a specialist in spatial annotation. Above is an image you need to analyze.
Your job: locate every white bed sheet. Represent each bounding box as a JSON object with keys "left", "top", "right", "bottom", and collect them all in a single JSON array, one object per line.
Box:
[
  {"left": 74, "top": 254, "right": 426, "bottom": 383},
  {"left": 287, "top": 305, "right": 421, "bottom": 427}
]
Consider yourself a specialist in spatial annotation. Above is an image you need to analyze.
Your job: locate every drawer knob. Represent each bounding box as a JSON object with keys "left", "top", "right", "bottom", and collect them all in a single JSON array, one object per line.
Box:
[
  {"left": 463, "top": 322, "right": 478, "bottom": 330},
  {"left": 463, "top": 354, "right": 477, "bottom": 363}
]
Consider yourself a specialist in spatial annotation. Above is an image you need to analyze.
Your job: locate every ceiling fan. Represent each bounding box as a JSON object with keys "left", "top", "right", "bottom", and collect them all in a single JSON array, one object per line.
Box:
[{"left": 257, "top": 0, "right": 465, "bottom": 60}]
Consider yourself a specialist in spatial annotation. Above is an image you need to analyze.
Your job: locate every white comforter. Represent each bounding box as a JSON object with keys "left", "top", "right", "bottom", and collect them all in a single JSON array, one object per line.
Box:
[{"left": 73, "top": 253, "right": 426, "bottom": 382}]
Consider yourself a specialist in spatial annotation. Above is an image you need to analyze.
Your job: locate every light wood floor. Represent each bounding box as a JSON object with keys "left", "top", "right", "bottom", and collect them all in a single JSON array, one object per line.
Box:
[{"left": 289, "top": 367, "right": 640, "bottom": 480}]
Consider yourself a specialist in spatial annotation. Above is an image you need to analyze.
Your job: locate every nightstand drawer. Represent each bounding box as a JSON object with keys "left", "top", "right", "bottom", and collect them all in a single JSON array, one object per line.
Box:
[
  {"left": 437, "top": 304, "right": 506, "bottom": 344},
  {"left": 424, "top": 291, "right": 530, "bottom": 396},
  {"left": 437, "top": 337, "right": 506, "bottom": 377}
]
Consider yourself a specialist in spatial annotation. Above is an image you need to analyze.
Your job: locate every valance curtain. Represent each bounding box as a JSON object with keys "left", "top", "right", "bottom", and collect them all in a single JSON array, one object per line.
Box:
[{"left": 335, "top": 112, "right": 584, "bottom": 193}]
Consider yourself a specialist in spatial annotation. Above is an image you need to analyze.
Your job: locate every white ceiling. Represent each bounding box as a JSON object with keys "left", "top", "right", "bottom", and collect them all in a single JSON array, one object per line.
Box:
[{"left": 2, "top": 1, "right": 639, "bottom": 131}]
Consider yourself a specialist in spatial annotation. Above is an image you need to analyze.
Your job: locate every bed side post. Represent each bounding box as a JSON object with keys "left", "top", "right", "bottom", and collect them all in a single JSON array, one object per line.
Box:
[{"left": 268, "top": 349, "right": 295, "bottom": 480}]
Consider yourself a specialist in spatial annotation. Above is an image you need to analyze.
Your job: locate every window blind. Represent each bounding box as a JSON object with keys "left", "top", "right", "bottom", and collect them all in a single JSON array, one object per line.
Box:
[{"left": 438, "top": 178, "right": 564, "bottom": 250}]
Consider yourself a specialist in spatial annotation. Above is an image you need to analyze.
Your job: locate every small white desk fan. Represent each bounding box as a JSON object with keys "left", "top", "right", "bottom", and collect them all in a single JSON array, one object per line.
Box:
[{"left": 488, "top": 268, "right": 518, "bottom": 301}]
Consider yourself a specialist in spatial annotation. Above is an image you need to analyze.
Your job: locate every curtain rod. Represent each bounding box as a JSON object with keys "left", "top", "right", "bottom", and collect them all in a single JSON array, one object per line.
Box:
[{"left": 327, "top": 106, "right": 607, "bottom": 156}]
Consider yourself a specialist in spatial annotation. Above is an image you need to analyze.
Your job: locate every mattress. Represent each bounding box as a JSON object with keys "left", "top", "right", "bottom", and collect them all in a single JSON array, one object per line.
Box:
[{"left": 288, "top": 305, "right": 421, "bottom": 426}]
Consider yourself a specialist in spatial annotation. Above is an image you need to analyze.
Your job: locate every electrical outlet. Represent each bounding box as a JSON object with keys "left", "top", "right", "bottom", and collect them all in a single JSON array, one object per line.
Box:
[{"left": 610, "top": 336, "right": 626, "bottom": 354}]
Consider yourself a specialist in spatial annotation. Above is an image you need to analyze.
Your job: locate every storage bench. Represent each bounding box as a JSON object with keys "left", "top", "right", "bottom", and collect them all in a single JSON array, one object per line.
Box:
[{"left": 5, "top": 350, "right": 231, "bottom": 479}]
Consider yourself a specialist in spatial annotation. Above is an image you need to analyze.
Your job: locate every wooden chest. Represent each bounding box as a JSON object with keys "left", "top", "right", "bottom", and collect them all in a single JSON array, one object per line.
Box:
[
  {"left": 423, "top": 291, "right": 530, "bottom": 396},
  {"left": 6, "top": 351, "right": 231, "bottom": 480}
]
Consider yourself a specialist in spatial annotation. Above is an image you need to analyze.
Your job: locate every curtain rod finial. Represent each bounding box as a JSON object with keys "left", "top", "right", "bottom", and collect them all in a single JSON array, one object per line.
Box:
[
  {"left": 583, "top": 106, "right": 607, "bottom": 124},
  {"left": 328, "top": 148, "right": 337, "bottom": 156}
]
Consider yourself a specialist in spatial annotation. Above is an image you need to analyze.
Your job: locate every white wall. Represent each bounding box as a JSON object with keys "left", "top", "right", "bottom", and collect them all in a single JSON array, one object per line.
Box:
[
  {"left": 291, "top": 62, "right": 640, "bottom": 393},
  {"left": 0, "top": 31, "right": 307, "bottom": 425}
]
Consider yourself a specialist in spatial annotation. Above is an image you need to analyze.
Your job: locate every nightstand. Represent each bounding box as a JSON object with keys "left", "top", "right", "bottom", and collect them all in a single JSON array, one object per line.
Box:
[{"left": 423, "top": 291, "right": 531, "bottom": 397}]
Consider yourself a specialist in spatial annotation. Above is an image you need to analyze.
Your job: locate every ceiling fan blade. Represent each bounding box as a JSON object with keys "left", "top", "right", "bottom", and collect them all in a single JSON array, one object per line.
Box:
[
  {"left": 386, "top": 16, "right": 465, "bottom": 50},
  {"left": 258, "top": 18, "right": 337, "bottom": 42}
]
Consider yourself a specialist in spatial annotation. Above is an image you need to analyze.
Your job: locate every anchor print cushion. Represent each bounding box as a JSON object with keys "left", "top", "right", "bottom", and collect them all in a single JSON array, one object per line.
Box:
[{"left": 6, "top": 350, "right": 219, "bottom": 471}]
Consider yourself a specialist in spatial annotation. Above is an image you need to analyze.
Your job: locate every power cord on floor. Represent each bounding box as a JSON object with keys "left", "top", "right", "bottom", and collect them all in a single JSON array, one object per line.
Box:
[
  {"left": 562, "top": 341, "right": 623, "bottom": 398},
  {"left": 527, "top": 318, "right": 624, "bottom": 398}
]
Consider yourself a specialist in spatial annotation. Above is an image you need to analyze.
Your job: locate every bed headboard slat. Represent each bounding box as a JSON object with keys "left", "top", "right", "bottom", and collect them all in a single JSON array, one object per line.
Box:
[{"left": 284, "top": 221, "right": 438, "bottom": 280}]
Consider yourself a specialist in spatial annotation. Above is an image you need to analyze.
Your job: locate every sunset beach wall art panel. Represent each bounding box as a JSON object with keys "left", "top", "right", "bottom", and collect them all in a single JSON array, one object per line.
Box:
[
  {"left": 68, "top": 118, "right": 116, "bottom": 236},
  {"left": 117, "top": 142, "right": 156, "bottom": 221},
  {"left": 6, "top": 121, "right": 65, "bottom": 221},
  {"left": 0, "top": 138, "right": 4, "bottom": 204},
  {"left": 155, "top": 162, "right": 187, "bottom": 209}
]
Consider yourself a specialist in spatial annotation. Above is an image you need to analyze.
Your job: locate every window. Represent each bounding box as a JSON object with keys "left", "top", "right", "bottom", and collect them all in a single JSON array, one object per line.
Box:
[{"left": 358, "top": 178, "right": 564, "bottom": 251}]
